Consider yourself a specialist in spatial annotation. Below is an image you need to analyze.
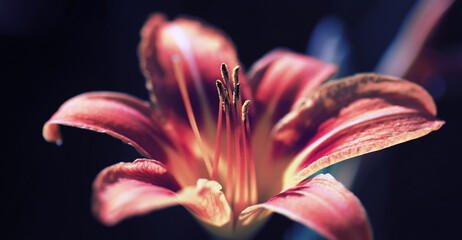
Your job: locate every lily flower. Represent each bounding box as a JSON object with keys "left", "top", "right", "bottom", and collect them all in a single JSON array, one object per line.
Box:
[{"left": 43, "top": 14, "right": 443, "bottom": 240}]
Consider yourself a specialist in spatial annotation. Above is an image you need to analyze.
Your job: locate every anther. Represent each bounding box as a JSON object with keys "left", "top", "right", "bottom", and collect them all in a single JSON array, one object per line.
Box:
[
  {"left": 233, "top": 83, "right": 241, "bottom": 106},
  {"left": 221, "top": 63, "right": 230, "bottom": 87},
  {"left": 232, "top": 66, "right": 240, "bottom": 89},
  {"left": 216, "top": 80, "right": 224, "bottom": 101},
  {"left": 216, "top": 80, "right": 229, "bottom": 111},
  {"left": 242, "top": 100, "right": 251, "bottom": 122}
]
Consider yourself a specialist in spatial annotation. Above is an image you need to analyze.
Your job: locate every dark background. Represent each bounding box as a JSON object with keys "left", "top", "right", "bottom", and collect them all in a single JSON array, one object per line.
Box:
[{"left": 2, "top": 0, "right": 461, "bottom": 239}]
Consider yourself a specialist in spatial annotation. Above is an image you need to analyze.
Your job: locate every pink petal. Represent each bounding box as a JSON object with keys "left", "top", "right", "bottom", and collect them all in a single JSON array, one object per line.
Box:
[
  {"left": 93, "top": 159, "right": 232, "bottom": 228},
  {"left": 138, "top": 14, "right": 250, "bottom": 128},
  {"left": 93, "top": 159, "right": 181, "bottom": 225},
  {"left": 240, "top": 174, "right": 372, "bottom": 240},
  {"left": 273, "top": 74, "right": 444, "bottom": 188},
  {"left": 248, "top": 49, "right": 337, "bottom": 123},
  {"left": 43, "top": 91, "right": 172, "bottom": 160}
]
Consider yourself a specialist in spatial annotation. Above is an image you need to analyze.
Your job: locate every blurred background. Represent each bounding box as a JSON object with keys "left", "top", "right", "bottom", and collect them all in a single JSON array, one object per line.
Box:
[{"left": 1, "top": 0, "right": 461, "bottom": 239}]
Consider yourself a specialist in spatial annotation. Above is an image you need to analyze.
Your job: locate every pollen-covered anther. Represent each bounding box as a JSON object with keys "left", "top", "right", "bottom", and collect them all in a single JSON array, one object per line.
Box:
[
  {"left": 242, "top": 100, "right": 250, "bottom": 122},
  {"left": 233, "top": 83, "right": 240, "bottom": 106},
  {"left": 221, "top": 63, "right": 230, "bottom": 87},
  {"left": 216, "top": 80, "right": 229, "bottom": 111},
  {"left": 232, "top": 66, "right": 240, "bottom": 88}
]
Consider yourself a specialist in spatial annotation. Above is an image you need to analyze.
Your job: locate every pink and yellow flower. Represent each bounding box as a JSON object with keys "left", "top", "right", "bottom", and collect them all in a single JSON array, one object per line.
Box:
[{"left": 43, "top": 14, "right": 443, "bottom": 239}]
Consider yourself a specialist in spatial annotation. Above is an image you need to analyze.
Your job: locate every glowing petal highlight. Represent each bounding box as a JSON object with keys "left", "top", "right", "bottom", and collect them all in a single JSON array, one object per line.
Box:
[{"left": 138, "top": 14, "right": 250, "bottom": 130}]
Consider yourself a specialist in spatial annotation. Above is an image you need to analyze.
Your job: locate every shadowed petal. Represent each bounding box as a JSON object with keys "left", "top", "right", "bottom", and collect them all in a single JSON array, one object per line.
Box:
[
  {"left": 248, "top": 49, "right": 337, "bottom": 123},
  {"left": 240, "top": 174, "right": 372, "bottom": 240},
  {"left": 43, "top": 92, "right": 173, "bottom": 160},
  {"left": 93, "top": 159, "right": 232, "bottom": 229},
  {"left": 138, "top": 14, "right": 249, "bottom": 134},
  {"left": 274, "top": 74, "right": 444, "bottom": 188}
]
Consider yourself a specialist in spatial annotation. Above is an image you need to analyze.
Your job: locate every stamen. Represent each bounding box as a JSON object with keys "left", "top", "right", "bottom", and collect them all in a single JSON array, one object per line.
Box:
[
  {"left": 221, "top": 63, "right": 234, "bottom": 107},
  {"left": 240, "top": 100, "right": 250, "bottom": 205},
  {"left": 233, "top": 82, "right": 246, "bottom": 214},
  {"left": 242, "top": 100, "right": 257, "bottom": 205},
  {"left": 220, "top": 64, "right": 236, "bottom": 204},
  {"left": 212, "top": 80, "right": 225, "bottom": 181},
  {"left": 242, "top": 100, "right": 251, "bottom": 122},
  {"left": 172, "top": 56, "right": 212, "bottom": 176}
]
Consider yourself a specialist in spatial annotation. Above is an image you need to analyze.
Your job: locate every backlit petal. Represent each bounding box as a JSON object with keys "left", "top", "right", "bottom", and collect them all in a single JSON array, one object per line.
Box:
[
  {"left": 240, "top": 174, "right": 372, "bottom": 240},
  {"left": 43, "top": 92, "right": 172, "bottom": 160},
  {"left": 179, "top": 179, "right": 232, "bottom": 234},
  {"left": 275, "top": 74, "right": 444, "bottom": 188},
  {"left": 248, "top": 49, "right": 337, "bottom": 123},
  {"left": 138, "top": 14, "right": 249, "bottom": 134},
  {"left": 93, "top": 159, "right": 232, "bottom": 229}
]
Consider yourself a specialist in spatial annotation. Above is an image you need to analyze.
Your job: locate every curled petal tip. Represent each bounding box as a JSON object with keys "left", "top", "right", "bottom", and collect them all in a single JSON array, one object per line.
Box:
[
  {"left": 42, "top": 121, "right": 62, "bottom": 145},
  {"left": 41, "top": 92, "right": 173, "bottom": 160}
]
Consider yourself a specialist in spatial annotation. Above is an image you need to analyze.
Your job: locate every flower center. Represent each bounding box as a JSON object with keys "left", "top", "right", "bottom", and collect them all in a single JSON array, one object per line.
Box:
[
  {"left": 172, "top": 57, "right": 257, "bottom": 217},
  {"left": 215, "top": 64, "right": 257, "bottom": 216}
]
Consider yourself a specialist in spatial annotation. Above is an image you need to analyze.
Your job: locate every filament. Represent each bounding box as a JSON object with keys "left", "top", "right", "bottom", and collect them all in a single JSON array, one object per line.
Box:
[
  {"left": 225, "top": 109, "right": 234, "bottom": 203},
  {"left": 211, "top": 102, "right": 223, "bottom": 181},
  {"left": 242, "top": 100, "right": 257, "bottom": 205}
]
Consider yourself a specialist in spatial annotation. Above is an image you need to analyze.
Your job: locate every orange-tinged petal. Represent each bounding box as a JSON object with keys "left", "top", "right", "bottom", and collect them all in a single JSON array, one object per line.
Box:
[
  {"left": 138, "top": 14, "right": 249, "bottom": 134},
  {"left": 240, "top": 174, "right": 372, "bottom": 240},
  {"left": 275, "top": 74, "right": 444, "bottom": 188},
  {"left": 178, "top": 179, "right": 232, "bottom": 232},
  {"left": 248, "top": 49, "right": 337, "bottom": 123},
  {"left": 93, "top": 159, "right": 232, "bottom": 229},
  {"left": 43, "top": 91, "right": 172, "bottom": 161}
]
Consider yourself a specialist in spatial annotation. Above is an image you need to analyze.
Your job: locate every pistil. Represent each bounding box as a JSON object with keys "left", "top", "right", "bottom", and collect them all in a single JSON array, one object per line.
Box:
[{"left": 172, "top": 56, "right": 213, "bottom": 176}]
